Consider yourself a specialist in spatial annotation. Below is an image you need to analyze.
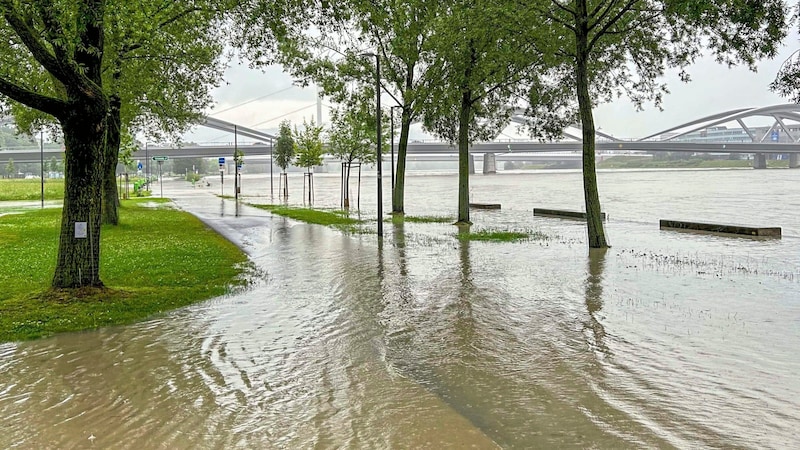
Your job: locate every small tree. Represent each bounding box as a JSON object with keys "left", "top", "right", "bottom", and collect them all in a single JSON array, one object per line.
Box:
[
  {"left": 328, "top": 105, "right": 378, "bottom": 208},
  {"left": 5, "top": 158, "right": 14, "bottom": 178},
  {"left": 48, "top": 156, "right": 58, "bottom": 173},
  {"left": 274, "top": 119, "right": 294, "bottom": 196},
  {"left": 294, "top": 118, "right": 324, "bottom": 203}
]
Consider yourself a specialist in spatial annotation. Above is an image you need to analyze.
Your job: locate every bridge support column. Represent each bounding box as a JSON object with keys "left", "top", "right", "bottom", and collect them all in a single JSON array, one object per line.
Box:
[
  {"left": 753, "top": 153, "right": 768, "bottom": 169},
  {"left": 483, "top": 153, "right": 496, "bottom": 174},
  {"left": 790, "top": 153, "right": 800, "bottom": 168},
  {"left": 469, "top": 154, "right": 475, "bottom": 174}
]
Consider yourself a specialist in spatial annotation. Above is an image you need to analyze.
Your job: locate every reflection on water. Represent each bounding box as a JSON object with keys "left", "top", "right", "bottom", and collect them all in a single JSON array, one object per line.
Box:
[{"left": 1, "top": 171, "right": 800, "bottom": 448}]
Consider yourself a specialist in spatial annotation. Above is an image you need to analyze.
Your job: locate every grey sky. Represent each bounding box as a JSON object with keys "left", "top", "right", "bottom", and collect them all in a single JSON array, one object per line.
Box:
[{"left": 188, "top": 31, "right": 800, "bottom": 143}]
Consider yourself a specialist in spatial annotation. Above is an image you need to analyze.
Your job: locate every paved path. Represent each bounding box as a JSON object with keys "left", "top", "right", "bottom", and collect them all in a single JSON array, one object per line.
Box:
[{"left": 160, "top": 178, "right": 280, "bottom": 258}]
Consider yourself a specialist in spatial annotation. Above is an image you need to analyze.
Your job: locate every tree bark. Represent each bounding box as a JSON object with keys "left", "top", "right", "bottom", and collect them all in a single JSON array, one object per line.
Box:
[
  {"left": 52, "top": 100, "right": 107, "bottom": 288},
  {"left": 457, "top": 89, "right": 472, "bottom": 225},
  {"left": 576, "top": 1, "right": 609, "bottom": 249},
  {"left": 392, "top": 109, "right": 411, "bottom": 215},
  {"left": 101, "top": 95, "right": 121, "bottom": 225}
]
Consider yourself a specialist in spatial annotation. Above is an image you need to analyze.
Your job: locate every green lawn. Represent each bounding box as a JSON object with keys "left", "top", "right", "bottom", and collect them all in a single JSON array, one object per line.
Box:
[
  {"left": 0, "top": 198, "right": 249, "bottom": 342},
  {"left": 0, "top": 178, "right": 64, "bottom": 201}
]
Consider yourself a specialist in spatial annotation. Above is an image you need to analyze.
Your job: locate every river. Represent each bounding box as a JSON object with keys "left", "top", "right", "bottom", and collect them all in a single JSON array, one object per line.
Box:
[{"left": 1, "top": 168, "right": 799, "bottom": 448}]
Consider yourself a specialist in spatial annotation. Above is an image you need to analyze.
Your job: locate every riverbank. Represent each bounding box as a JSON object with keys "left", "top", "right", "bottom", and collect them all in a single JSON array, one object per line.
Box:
[{"left": 0, "top": 198, "right": 249, "bottom": 342}]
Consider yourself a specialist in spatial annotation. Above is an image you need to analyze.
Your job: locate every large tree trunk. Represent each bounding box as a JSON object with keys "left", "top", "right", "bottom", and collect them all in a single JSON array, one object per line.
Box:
[
  {"left": 392, "top": 110, "right": 411, "bottom": 214},
  {"left": 457, "top": 90, "right": 472, "bottom": 225},
  {"left": 575, "top": 6, "right": 609, "bottom": 249},
  {"left": 52, "top": 101, "right": 107, "bottom": 288},
  {"left": 101, "top": 95, "right": 121, "bottom": 225}
]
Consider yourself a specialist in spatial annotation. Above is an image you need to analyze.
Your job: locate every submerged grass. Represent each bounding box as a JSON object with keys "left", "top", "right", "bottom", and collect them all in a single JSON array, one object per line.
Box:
[
  {"left": 249, "top": 204, "right": 365, "bottom": 231},
  {"left": 457, "top": 228, "right": 551, "bottom": 242},
  {"left": 390, "top": 214, "right": 456, "bottom": 224},
  {"left": 0, "top": 198, "right": 249, "bottom": 342}
]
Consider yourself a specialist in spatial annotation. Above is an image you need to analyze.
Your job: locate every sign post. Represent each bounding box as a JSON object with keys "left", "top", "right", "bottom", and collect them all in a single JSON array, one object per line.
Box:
[
  {"left": 152, "top": 156, "right": 168, "bottom": 198},
  {"left": 219, "top": 157, "right": 225, "bottom": 196}
]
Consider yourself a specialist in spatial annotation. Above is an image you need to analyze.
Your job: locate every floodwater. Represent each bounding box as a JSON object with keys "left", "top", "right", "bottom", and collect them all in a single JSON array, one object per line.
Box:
[{"left": 1, "top": 168, "right": 799, "bottom": 448}]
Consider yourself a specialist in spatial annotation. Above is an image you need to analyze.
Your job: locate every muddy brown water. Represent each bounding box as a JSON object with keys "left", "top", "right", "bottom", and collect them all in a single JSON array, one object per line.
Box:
[{"left": 1, "top": 168, "right": 799, "bottom": 448}]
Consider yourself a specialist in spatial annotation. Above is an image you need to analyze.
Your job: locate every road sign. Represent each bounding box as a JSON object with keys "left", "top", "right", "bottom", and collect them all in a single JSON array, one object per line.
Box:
[
  {"left": 152, "top": 156, "right": 169, "bottom": 161},
  {"left": 137, "top": 161, "right": 143, "bottom": 170},
  {"left": 771, "top": 130, "right": 780, "bottom": 142},
  {"left": 218, "top": 157, "right": 225, "bottom": 164}
]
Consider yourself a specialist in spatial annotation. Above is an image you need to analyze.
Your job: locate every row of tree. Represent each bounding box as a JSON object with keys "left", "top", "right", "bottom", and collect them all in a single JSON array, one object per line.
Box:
[
  {"left": 273, "top": 104, "right": 386, "bottom": 206},
  {"left": 0, "top": 0, "right": 796, "bottom": 290},
  {"left": 2, "top": 157, "right": 62, "bottom": 178},
  {"left": 239, "top": 0, "right": 792, "bottom": 251}
]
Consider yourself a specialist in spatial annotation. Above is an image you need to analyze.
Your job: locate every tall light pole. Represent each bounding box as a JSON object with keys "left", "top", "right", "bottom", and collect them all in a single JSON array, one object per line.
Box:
[
  {"left": 39, "top": 130, "right": 44, "bottom": 208},
  {"left": 361, "top": 52, "right": 383, "bottom": 237}
]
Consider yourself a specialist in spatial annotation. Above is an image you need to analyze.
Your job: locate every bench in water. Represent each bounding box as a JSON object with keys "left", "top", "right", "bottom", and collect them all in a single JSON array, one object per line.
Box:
[
  {"left": 533, "top": 208, "right": 606, "bottom": 221},
  {"left": 469, "top": 203, "right": 501, "bottom": 209},
  {"left": 659, "top": 219, "right": 781, "bottom": 238}
]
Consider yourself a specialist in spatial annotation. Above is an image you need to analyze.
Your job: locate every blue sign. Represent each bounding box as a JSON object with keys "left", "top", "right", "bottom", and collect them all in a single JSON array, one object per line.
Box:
[
  {"left": 771, "top": 130, "right": 779, "bottom": 142},
  {"left": 218, "top": 157, "right": 226, "bottom": 165},
  {"left": 137, "top": 161, "right": 143, "bottom": 170}
]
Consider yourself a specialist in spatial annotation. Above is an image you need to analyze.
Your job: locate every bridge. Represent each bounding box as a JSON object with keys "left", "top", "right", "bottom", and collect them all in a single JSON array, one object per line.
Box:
[{"left": 2, "top": 105, "right": 800, "bottom": 169}]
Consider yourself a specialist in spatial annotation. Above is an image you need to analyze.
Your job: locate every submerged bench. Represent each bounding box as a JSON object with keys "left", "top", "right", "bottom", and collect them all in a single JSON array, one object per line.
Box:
[
  {"left": 659, "top": 219, "right": 781, "bottom": 238},
  {"left": 469, "top": 203, "right": 501, "bottom": 209},
  {"left": 533, "top": 208, "right": 607, "bottom": 221}
]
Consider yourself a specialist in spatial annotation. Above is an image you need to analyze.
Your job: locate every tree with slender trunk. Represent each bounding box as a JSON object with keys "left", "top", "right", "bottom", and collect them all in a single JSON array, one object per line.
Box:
[
  {"left": 328, "top": 105, "right": 378, "bottom": 208},
  {"left": 529, "top": 0, "right": 787, "bottom": 248},
  {"left": 239, "top": 0, "right": 440, "bottom": 216},
  {"left": 275, "top": 120, "right": 295, "bottom": 197},
  {"left": 294, "top": 118, "right": 324, "bottom": 203},
  {"left": 421, "top": 0, "right": 551, "bottom": 224}
]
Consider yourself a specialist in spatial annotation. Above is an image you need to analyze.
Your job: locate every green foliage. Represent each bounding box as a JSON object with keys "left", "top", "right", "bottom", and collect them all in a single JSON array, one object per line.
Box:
[
  {"left": 173, "top": 157, "right": 210, "bottom": 177},
  {"left": 0, "top": 199, "right": 249, "bottom": 342},
  {"left": 328, "top": 106, "right": 380, "bottom": 165},
  {"left": 274, "top": 120, "right": 295, "bottom": 172},
  {"left": 0, "top": 124, "right": 36, "bottom": 148},
  {"left": 293, "top": 118, "right": 324, "bottom": 171}
]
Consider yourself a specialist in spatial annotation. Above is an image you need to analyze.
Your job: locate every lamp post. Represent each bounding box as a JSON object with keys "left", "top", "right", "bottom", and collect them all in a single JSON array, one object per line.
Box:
[
  {"left": 361, "top": 52, "right": 383, "bottom": 237},
  {"left": 39, "top": 130, "right": 44, "bottom": 208}
]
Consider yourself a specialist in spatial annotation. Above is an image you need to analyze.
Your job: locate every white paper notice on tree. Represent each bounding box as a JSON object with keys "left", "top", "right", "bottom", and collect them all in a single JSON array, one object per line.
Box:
[{"left": 75, "top": 222, "right": 88, "bottom": 239}]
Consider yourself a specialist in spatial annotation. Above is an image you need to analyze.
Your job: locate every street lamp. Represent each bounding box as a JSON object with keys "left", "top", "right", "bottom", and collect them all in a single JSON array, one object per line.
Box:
[
  {"left": 39, "top": 130, "right": 44, "bottom": 208},
  {"left": 360, "top": 52, "right": 383, "bottom": 237}
]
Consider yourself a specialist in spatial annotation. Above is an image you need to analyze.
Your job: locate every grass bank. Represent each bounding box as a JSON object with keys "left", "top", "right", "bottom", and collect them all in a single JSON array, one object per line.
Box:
[
  {"left": 249, "top": 204, "right": 367, "bottom": 233},
  {"left": 0, "top": 198, "right": 249, "bottom": 342},
  {"left": 0, "top": 178, "right": 64, "bottom": 201}
]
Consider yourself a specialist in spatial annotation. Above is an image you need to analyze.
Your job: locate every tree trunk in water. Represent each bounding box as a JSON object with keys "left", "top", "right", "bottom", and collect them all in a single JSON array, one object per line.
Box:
[
  {"left": 392, "top": 111, "right": 412, "bottom": 214},
  {"left": 457, "top": 91, "right": 472, "bottom": 225},
  {"left": 101, "top": 95, "right": 121, "bottom": 225},
  {"left": 575, "top": 9, "right": 609, "bottom": 249},
  {"left": 343, "top": 162, "right": 351, "bottom": 208},
  {"left": 52, "top": 102, "right": 107, "bottom": 288}
]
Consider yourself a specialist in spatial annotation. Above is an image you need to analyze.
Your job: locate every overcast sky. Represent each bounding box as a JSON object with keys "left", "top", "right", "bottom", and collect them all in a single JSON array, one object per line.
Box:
[{"left": 187, "top": 31, "right": 800, "bottom": 143}]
